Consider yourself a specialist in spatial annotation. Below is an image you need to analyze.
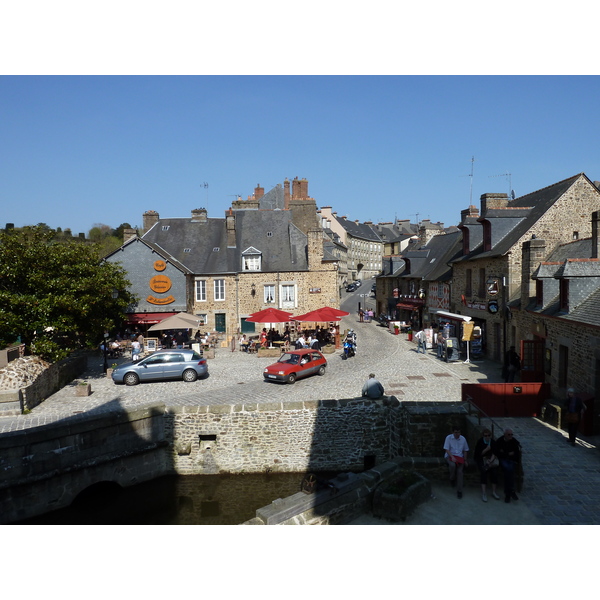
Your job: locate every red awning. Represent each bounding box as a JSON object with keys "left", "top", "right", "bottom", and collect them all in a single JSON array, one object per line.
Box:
[
  {"left": 396, "top": 303, "right": 419, "bottom": 311},
  {"left": 123, "top": 312, "right": 178, "bottom": 325}
]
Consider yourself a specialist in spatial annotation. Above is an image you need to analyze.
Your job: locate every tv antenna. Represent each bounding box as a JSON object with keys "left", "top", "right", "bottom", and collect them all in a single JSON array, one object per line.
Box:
[
  {"left": 460, "top": 156, "right": 475, "bottom": 205},
  {"left": 489, "top": 172, "right": 513, "bottom": 198},
  {"left": 201, "top": 182, "right": 209, "bottom": 208}
]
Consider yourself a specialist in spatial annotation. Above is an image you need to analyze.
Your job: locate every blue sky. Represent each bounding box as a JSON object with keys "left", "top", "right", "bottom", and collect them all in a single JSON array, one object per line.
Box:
[{"left": 2, "top": 75, "right": 600, "bottom": 235}]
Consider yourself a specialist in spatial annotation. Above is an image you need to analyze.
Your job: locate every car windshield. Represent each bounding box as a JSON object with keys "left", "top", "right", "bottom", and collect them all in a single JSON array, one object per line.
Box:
[{"left": 279, "top": 353, "right": 300, "bottom": 364}]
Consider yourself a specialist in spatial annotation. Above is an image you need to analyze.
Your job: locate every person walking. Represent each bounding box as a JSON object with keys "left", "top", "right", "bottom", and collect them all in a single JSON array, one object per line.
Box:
[
  {"left": 436, "top": 328, "right": 446, "bottom": 359},
  {"left": 495, "top": 428, "right": 521, "bottom": 503},
  {"left": 443, "top": 426, "right": 469, "bottom": 499},
  {"left": 473, "top": 428, "right": 500, "bottom": 502},
  {"left": 362, "top": 373, "right": 384, "bottom": 399},
  {"left": 504, "top": 346, "right": 521, "bottom": 382},
  {"left": 564, "top": 387, "right": 586, "bottom": 446},
  {"left": 415, "top": 329, "right": 426, "bottom": 354}
]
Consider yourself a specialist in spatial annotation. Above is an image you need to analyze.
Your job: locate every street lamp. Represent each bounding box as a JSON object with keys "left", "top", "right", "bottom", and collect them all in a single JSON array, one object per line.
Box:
[
  {"left": 103, "top": 331, "right": 110, "bottom": 373},
  {"left": 103, "top": 289, "right": 120, "bottom": 373}
]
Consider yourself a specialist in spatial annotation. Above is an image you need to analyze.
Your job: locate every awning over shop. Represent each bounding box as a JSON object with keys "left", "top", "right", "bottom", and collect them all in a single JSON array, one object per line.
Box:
[
  {"left": 432, "top": 310, "right": 472, "bottom": 322},
  {"left": 123, "top": 312, "right": 178, "bottom": 325},
  {"left": 396, "top": 303, "right": 419, "bottom": 311}
]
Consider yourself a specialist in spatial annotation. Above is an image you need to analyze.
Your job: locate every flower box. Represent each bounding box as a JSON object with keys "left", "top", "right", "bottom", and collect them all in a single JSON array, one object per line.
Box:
[
  {"left": 372, "top": 471, "right": 431, "bottom": 522},
  {"left": 75, "top": 382, "right": 92, "bottom": 397}
]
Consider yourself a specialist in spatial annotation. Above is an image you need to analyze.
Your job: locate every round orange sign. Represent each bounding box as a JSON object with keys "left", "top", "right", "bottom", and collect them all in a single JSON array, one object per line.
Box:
[
  {"left": 154, "top": 260, "right": 167, "bottom": 272},
  {"left": 149, "top": 275, "right": 172, "bottom": 294}
]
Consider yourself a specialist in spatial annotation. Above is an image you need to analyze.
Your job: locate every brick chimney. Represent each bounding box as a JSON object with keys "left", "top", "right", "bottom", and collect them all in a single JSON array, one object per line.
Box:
[
  {"left": 521, "top": 237, "right": 547, "bottom": 307},
  {"left": 123, "top": 227, "right": 137, "bottom": 243},
  {"left": 307, "top": 227, "right": 323, "bottom": 271},
  {"left": 191, "top": 208, "right": 208, "bottom": 222},
  {"left": 592, "top": 211, "right": 600, "bottom": 259},
  {"left": 460, "top": 205, "right": 480, "bottom": 224},
  {"left": 480, "top": 193, "right": 509, "bottom": 217},
  {"left": 254, "top": 184, "right": 264, "bottom": 199},
  {"left": 143, "top": 210, "right": 159, "bottom": 234},
  {"left": 284, "top": 178, "right": 290, "bottom": 209},
  {"left": 226, "top": 208, "right": 236, "bottom": 247}
]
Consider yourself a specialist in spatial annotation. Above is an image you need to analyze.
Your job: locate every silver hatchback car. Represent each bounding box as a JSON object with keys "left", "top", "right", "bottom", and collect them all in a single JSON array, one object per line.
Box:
[{"left": 111, "top": 349, "right": 208, "bottom": 386}]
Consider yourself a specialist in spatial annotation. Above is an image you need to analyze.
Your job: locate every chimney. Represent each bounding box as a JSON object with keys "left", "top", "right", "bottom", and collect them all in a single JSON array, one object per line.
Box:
[
  {"left": 123, "top": 227, "right": 137, "bottom": 243},
  {"left": 307, "top": 227, "right": 323, "bottom": 271},
  {"left": 460, "top": 205, "right": 480, "bottom": 224},
  {"left": 521, "top": 238, "right": 547, "bottom": 307},
  {"left": 284, "top": 178, "right": 290, "bottom": 209},
  {"left": 592, "top": 210, "right": 600, "bottom": 259},
  {"left": 254, "top": 184, "right": 264, "bottom": 199},
  {"left": 191, "top": 208, "right": 208, "bottom": 222},
  {"left": 143, "top": 210, "right": 159, "bottom": 234},
  {"left": 419, "top": 223, "right": 442, "bottom": 245},
  {"left": 480, "top": 193, "right": 509, "bottom": 216},
  {"left": 226, "top": 208, "right": 236, "bottom": 247}
]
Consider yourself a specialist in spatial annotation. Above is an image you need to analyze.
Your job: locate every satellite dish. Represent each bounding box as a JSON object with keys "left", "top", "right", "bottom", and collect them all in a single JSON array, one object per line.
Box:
[{"left": 511, "top": 190, "right": 516, "bottom": 199}]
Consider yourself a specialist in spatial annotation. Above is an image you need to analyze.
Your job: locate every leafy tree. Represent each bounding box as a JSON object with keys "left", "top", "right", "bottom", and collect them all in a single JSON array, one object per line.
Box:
[{"left": 0, "top": 226, "right": 136, "bottom": 361}]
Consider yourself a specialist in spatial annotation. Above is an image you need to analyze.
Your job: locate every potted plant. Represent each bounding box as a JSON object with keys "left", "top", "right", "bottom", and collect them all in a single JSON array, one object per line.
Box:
[
  {"left": 394, "top": 324, "right": 400, "bottom": 335},
  {"left": 106, "top": 364, "right": 118, "bottom": 377}
]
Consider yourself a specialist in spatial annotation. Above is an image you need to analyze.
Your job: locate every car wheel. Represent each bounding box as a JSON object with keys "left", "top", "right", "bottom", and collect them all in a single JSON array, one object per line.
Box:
[
  {"left": 124, "top": 372, "right": 139, "bottom": 386},
  {"left": 318, "top": 365, "right": 326, "bottom": 376},
  {"left": 182, "top": 369, "right": 198, "bottom": 382},
  {"left": 287, "top": 373, "right": 297, "bottom": 384}
]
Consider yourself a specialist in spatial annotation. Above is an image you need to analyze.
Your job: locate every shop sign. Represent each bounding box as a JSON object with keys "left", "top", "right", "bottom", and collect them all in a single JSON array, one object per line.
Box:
[
  {"left": 154, "top": 260, "right": 167, "bottom": 272},
  {"left": 488, "top": 300, "right": 499, "bottom": 314},
  {"left": 149, "top": 275, "right": 172, "bottom": 294},
  {"left": 147, "top": 295, "right": 175, "bottom": 305}
]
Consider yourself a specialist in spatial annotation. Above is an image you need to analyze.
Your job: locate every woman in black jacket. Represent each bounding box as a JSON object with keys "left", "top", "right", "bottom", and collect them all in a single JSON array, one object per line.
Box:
[{"left": 473, "top": 428, "right": 500, "bottom": 502}]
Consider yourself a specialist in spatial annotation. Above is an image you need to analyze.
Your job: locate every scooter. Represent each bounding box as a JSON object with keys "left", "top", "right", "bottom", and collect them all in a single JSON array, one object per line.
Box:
[{"left": 343, "top": 339, "right": 356, "bottom": 359}]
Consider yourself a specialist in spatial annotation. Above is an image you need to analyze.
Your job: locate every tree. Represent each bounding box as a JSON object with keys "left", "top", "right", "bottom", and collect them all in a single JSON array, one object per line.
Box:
[{"left": 0, "top": 226, "right": 136, "bottom": 361}]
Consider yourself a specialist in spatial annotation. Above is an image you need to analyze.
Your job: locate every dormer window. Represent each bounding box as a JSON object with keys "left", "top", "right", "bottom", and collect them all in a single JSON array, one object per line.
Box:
[
  {"left": 242, "top": 247, "right": 262, "bottom": 271},
  {"left": 559, "top": 279, "right": 569, "bottom": 311}
]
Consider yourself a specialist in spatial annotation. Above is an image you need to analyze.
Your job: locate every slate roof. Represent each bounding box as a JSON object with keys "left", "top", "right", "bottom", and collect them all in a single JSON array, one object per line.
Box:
[
  {"left": 395, "top": 230, "right": 463, "bottom": 283},
  {"left": 336, "top": 217, "right": 383, "bottom": 242},
  {"left": 141, "top": 209, "right": 309, "bottom": 274},
  {"left": 527, "top": 237, "right": 600, "bottom": 327},
  {"left": 104, "top": 236, "right": 192, "bottom": 274},
  {"left": 451, "top": 173, "right": 587, "bottom": 262}
]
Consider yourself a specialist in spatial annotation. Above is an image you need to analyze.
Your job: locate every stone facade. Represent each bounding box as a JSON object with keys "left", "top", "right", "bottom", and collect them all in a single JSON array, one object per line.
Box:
[{"left": 449, "top": 175, "right": 600, "bottom": 362}]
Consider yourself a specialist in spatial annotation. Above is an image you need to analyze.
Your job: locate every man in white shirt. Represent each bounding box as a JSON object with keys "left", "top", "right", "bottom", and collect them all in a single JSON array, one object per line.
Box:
[
  {"left": 443, "top": 426, "right": 469, "bottom": 499},
  {"left": 415, "top": 329, "right": 426, "bottom": 354}
]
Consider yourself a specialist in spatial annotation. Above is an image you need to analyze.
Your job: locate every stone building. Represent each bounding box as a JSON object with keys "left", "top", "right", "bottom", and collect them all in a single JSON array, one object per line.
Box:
[
  {"left": 448, "top": 173, "right": 600, "bottom": 363},
  {"left": 317, "top": 207, "right": 384, "bottom": 281},
  {"left": 105, "top": 178, "right": 339, "bottom": 337},
  {"left": 513, "top": 209, "right": 600, "bottom": 413}
]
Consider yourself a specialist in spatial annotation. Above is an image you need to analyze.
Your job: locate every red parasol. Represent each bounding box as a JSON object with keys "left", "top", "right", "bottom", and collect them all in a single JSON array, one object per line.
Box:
[
  {"left": 246, "top": 307, "right": 294, "bottom": 323},
  {"left": 291, "top": 306, "right": 349, "bottom": 322}
]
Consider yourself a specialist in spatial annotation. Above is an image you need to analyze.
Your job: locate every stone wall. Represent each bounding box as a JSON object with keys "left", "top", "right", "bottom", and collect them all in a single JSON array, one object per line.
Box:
[
  {"left": 164, "top": 398, "right": 404, "bottom": 476},
  {"left": 0, "top": 353, "right": 87, "bottom": 414},
  {"left": 0, "top": 403, "right": 168, "bottom": 523}
]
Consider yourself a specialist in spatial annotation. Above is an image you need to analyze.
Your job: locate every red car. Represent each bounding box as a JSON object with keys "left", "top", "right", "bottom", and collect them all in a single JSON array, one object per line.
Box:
[{"left": 263, "top": 348, "right": 327, "bottom": 384}]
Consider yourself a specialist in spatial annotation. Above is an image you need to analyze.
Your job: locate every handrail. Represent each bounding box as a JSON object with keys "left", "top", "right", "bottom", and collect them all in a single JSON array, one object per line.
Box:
[{"left": 463, "top": 395, "right": 506, "bottom": 440}]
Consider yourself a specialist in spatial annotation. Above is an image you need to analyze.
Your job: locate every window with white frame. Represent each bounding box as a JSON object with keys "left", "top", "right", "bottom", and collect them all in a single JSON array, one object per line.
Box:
[
  {"left": 280, "top": 284, "right": 296, "bottom": 308},
  {"left": 195, "top": 280, "right": 206, "bottom": 302},
  {"left": 264, "top": 284, "right": 275, "bottom": 304},
  {"left": 242, "top": 247, "right": 262, "bottom": 271},
  {"left": 214, "top": 279, "right": 225, "bottom": 301},
  {"left": 243, "top": 255, "right": 261, "bottom": 271}
]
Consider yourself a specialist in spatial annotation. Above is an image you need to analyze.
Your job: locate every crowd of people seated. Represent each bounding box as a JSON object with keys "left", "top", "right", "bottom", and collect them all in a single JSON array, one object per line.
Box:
[{"left": 239, "top": 324, "right": 339, "bottom": 353}]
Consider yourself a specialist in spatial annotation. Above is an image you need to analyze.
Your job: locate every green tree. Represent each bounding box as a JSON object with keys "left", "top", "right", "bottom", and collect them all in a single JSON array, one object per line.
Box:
[{"left": 0, "top": 226, "right": 136, "bottom": 361}]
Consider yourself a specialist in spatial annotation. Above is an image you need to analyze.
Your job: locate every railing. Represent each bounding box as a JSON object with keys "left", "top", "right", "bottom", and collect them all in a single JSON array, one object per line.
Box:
[{"left": 463, "top": 394, "right": 506, "bottom": 439}]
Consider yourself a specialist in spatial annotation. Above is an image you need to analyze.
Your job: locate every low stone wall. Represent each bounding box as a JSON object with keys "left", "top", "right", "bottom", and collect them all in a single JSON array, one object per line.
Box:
[
  {"left": 245, "top": 458, "right": 442, "bottom": 525},
  {"left": 0, "top": 403, "right": 168, "bottom": 523},
  {"left": 0, "top": 353, "right": 88, "bottom": 414},
  {"left": 164, "top": 397, "right": 404, "bottom": 476}
]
